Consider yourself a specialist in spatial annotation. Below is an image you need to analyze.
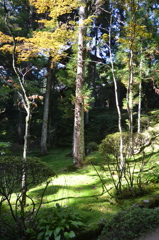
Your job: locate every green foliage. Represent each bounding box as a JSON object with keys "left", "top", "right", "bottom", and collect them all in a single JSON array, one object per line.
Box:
[
  {"left": 0, "top": 141, "right": 11, "bottom": 155},
  {"left": 0, "top": 156, "right": 55, "bottom": 196},
  {"left": 81, "top": 84, "right": 94, "bottom": 112},
  {"left": 146, "top": 173, "right": 159, "bottom": 184},
  {"left": 99, "top": 132, "right": 131, "bottom": 158},
  {"left": 0, "top": 156, "right": 55, "bottom": 240},
  {"left": 98, "top": 208, "right": 159, "bottom": 240},
  {"left": 85, "top": 109, "right": 118, "bottom": 144},
  {"left": 36, "top": 203, "right": 85, "bottom": 240},
  {"left": 144, "top": 164, "right": 159, "bottom": 184},
  {"left": 57, "top": 87, "right": 75, "bottom": 118},
  {"left": 86, "top": 142, "right": 98, "bottom": 152},
  {"left": 98, "top": 132, "right": 152, "bottom": 198}
]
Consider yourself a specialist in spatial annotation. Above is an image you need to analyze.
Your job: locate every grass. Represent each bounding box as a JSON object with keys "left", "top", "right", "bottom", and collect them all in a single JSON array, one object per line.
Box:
[
  {"left": 1, "top": 147, "right": 159, "bottom": 239},
  {"left": 40, "top": 148, "right": 73, "bottom": 172},
  {"left": 27, "top": 149, "right": 121, "bottom": 226},
  {"left": 27, "top": 147, "right": 159, "bottom": 227}
]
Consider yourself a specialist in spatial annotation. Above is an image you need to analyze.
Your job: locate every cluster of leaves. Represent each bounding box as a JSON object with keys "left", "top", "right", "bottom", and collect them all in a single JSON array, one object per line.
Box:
[
  {"left": 144, "top": 163, "right": 159, "bottom": 184},
  {"left": 0, "top": 141, "right": 11, "bottom": 155},
  {"left": 0, "top": 156, "right": 55, "bottom": 240},
  {"left": 85, "top": 109, "right": 119, "bottom": 144},
  {"left": 35, "top": 203, "right": 85, "bottom": 240},
  {"left": 98, "top": 131, "right": 152, "bottom": 198},
  {"left": 0, "top": 156, "right": 55, "bottom": 196},
  {"left": 98, "top": 207, "right": 159, "bottom": 240},
  {"left": 99, "top": 132, "right": 151, "bottom": 159}
]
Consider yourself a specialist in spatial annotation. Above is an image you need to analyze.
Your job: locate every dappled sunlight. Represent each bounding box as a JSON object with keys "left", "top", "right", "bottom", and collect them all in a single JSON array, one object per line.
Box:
[
  {"left": 1, "top": 147, "right": 159, "bottom": 240},
  {"left": 29, "top": 172, "right": 107, "bottom": 207},
  {"left": 28, "top": 147, "right": 159, "bottom": 209}
]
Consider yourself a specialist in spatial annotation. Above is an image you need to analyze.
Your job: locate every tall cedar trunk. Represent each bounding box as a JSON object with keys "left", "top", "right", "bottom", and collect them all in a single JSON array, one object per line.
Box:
[
  {"left": 73, "top": 5, "right": 86, "bottom": 167},
  {"left": 41, "top": 57, "right": 52, "bottom": 155}
]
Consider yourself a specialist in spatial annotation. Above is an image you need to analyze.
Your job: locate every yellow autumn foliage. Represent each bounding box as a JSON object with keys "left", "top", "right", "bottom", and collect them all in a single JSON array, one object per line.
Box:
[
  {"left": 29, "top": 0, "right": 79, "bottom": 27},
  {"left": 117, "top": 23, "right": 152, "bottom": 49},
  {"left": 83, "top": 15, "right": 97, "bottom": 26},
  {"left": 101, "top": 33, "right": 109, "bottom": 42},
  {"left": 0, "top": 0, "right": 90, "bottom": 63},
  {"left": 0, "top": 18, "right": 74, "bottom": 62},
  {"left": 0, "top": 31, "right": 12, "bottom": 43}
]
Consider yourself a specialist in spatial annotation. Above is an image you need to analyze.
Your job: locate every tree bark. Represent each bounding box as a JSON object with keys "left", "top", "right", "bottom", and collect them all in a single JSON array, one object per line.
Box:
[
  {"left": 109, "top": 11, "right": 124, "bottom": 172},
  {"left": 21, "top": 104, "right": 31, "bottom": 206},
  {"left": 41, "top": 57, "right": 53, "bottom": 155},
  {"left": 138, "top": 48, "right": 143, "bottom": 134},
  {"left": 73, "top": 4, "right": 86, "bottom": 167}
]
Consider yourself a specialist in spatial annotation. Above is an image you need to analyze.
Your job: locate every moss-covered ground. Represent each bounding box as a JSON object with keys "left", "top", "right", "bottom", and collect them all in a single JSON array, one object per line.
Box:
[{"left": 28, "top": 148, "right": 159, "bottom": 229}]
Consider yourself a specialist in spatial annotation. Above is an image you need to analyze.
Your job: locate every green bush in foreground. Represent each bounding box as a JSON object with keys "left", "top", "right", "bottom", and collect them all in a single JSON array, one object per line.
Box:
[
  {"left": 98, "top": 207, "right": 159, "bottom": 240},
  {"left": 0, "top": 156, "right": 55, "bottom": 240},
  {"left": 35, "top": 204, "right": 85, "bottom": 240}
]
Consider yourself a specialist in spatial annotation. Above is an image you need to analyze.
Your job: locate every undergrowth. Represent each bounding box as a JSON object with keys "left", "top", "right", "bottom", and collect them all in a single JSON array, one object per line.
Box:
[
  {"left": 98, "top": 207, "right": 159, "bottom": 240},
  {"left": 1, "top": 148, "right": 159, "bottom": 239}
]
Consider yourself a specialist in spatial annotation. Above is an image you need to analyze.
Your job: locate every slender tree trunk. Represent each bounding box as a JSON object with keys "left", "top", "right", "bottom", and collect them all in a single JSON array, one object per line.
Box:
[
  {"left": 73, "top": 5, "right": 86, "bottom": 167},
  {"left": 138, "top": 48, "right": 143, "bottom": 134},
  {"left": 17, "top": 111, "right": 24, "bottom": 144},
  {"left": 127, "top": 49, "right": 134, "bottom": 154},
  {"left": 41, "top": 57, "right": 53, "bottom": 155},
  {"left": 12, "top": 54, "right": 31, "bottom": 208},
  {"left": 109, "top": 12, "right": 124, "bottom": 172},
  {"left": 13, "top": 65, "right": 31, "bottom": 208},
  {"left": 138, "top": 80, "right": 142, "bottom": 134},
  {"left": 127, "top": 0, "right": 136, "bottom": 154},
  {"left": 21, "top": 105, "right": 31, "bottom": 206},
  {"left": 5, "top": 10, "right": 31, "bottom": 206}
]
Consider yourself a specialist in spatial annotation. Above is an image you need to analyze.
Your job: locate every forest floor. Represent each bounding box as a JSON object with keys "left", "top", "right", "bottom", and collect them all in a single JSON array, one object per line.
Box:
[{"left": 37, "top": 148, "right": 159, "bottom": 240}]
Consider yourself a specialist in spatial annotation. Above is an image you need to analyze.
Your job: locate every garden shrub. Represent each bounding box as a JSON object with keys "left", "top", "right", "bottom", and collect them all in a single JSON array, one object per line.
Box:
[
  {"left": 0, "top": 142, "right": 11, "bottom": 155},
  {"left": 0, "top": 156, "right": 55, "bottom": 194},
  {"left": 98, "top": 207, "right": 159, "bottom": 240},
  {"left": 86, "top": 142, "right": 98, "bottom": 155},
  {"left": 144, "top": 164, "right": 159, "bottom": 184},
  {"left": 36, "top": 203, "right": 85, "bottom": 240},
  {"left": 98, "top": 132, "right": 152, "bottom": 198},
  {"left": 0, "top": 156, "right": 55, "bottom": 240}
]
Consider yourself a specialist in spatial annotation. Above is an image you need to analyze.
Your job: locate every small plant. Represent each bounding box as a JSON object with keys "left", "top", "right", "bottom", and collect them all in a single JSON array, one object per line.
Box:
[
  {"left": 98, "top": 207, "right": 159, "bottom": 240},
  {"left": 36, "top": 203, "right": 85, "bottom": 240},
  {"left": 0, "top": 142, "right": 11, "bottom": 155}
]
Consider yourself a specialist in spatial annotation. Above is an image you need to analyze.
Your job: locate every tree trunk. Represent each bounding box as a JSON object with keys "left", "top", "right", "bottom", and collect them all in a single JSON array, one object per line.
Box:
[
  {"left": 109, "top": 12, "right": 124, "bottom": 172},
  {"left": 138, "top": 80, "right": 142, "bottom": 134},
  {"left": 73, "top": 5, "right": 86, "bottom": 167},
  {"left": 12, "top": 54, "right": 31, "bottom": 207},
  {"left": 128, "top": 49, "right": 134, "bottom": 154},
  {"left": 138, "top": 48, "right": 143, "bottom": 134},
  {"left": 21, "top": 106, "right": 31, "bottom": 206},
  {"left": 6, "top": 15, "right": 32, "bottom": 206},
  {"left": 17, "top": 111, "right": 24, "bottom": 144},
  {"left": 41, "top": 57, "right": 53, "bottom": 155}
]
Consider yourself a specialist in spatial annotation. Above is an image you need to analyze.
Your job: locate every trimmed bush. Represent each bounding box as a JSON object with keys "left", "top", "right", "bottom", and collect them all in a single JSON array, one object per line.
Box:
[{"left": 98, "top": 207, "right": 159, "bottom": 240}]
